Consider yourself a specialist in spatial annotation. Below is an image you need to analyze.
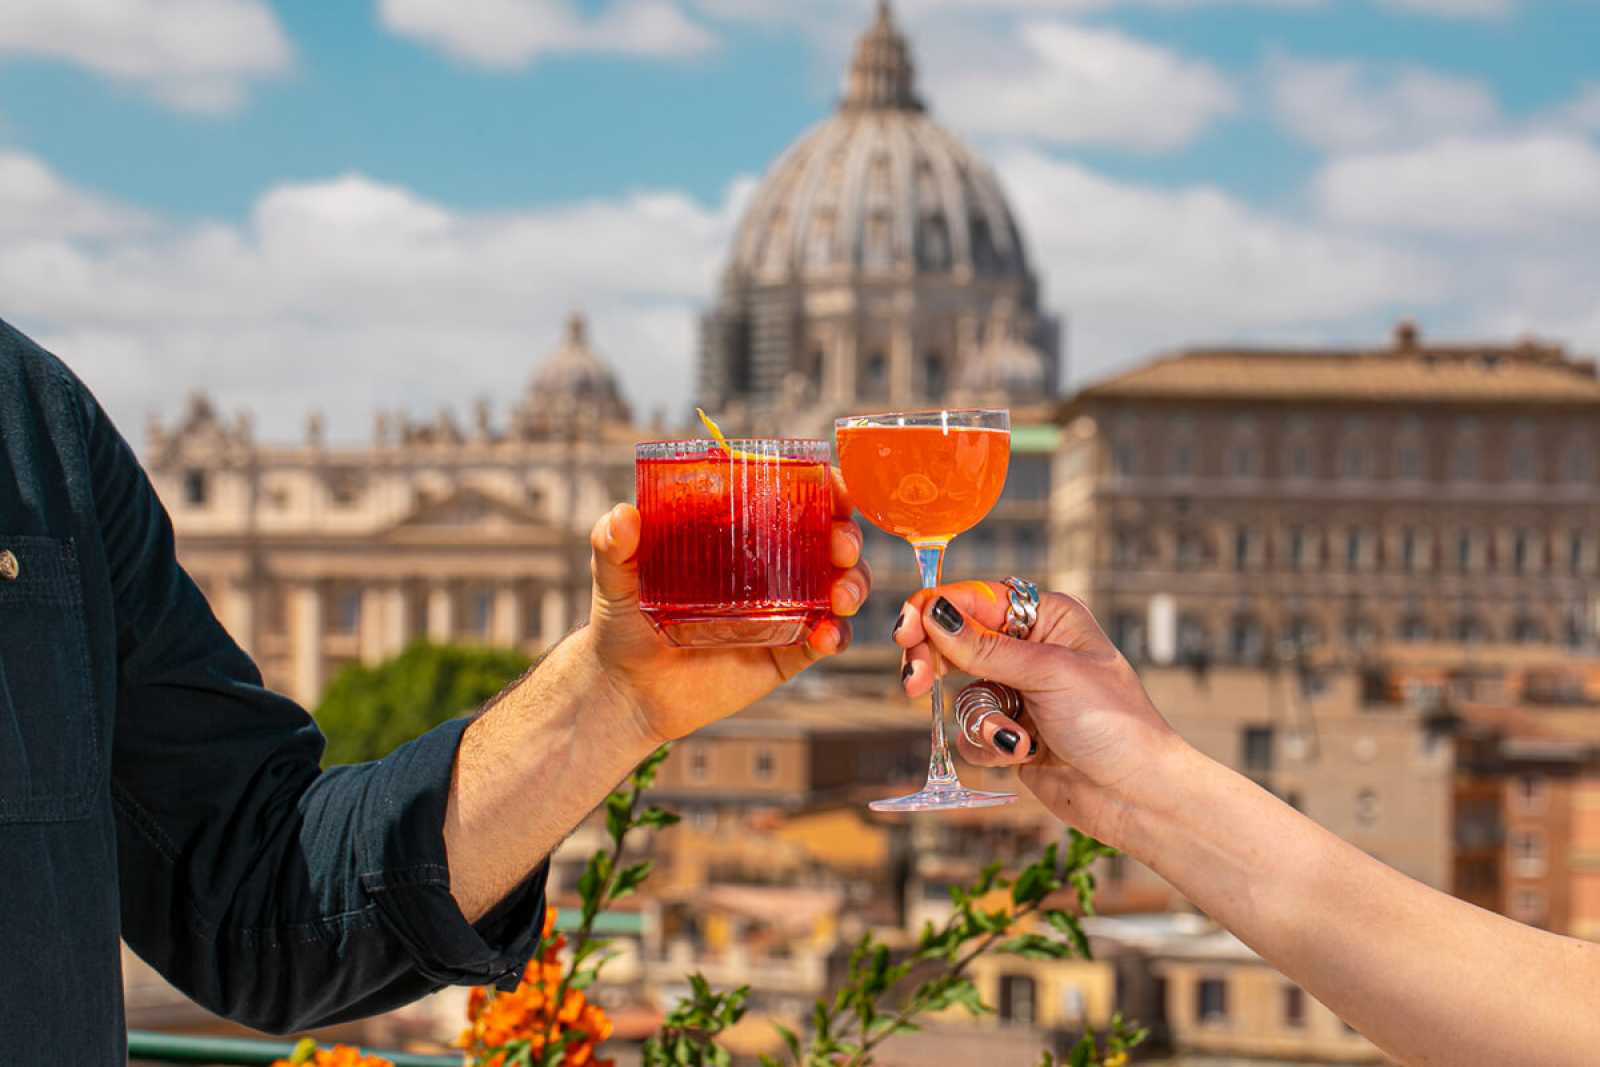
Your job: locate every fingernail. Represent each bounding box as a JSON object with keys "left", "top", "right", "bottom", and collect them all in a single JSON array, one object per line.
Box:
[
  {"left": 900, "top": 661, "right": 914, "bottom": 684},
  {"left": 931, "top": 597, "right": 964, "bottom": 635},
  {"left": 891, "top": 610, "right": 905, "bottom": 639},
  {"left": 995, "top": 729, "right": 1020, "bottom": 755}
]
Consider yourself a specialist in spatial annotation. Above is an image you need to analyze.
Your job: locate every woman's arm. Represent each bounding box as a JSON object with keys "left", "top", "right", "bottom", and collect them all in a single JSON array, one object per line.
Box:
[{"left": 894, "top": 583, "right": 1600, "bottom": 1067}]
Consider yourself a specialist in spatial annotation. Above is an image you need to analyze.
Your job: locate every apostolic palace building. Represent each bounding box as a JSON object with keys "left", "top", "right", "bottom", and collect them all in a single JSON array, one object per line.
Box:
[{"left": 137, "top": 1, "right": 1600, "bottom": 1057}]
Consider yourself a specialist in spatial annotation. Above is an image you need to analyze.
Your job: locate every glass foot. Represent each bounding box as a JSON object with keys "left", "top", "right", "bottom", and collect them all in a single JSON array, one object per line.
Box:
[{"left": 869, "top": 785, "right": 1016, "bottom": 813}]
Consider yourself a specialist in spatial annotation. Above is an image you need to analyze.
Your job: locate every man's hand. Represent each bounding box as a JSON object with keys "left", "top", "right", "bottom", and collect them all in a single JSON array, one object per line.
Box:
[{"left": 575, "top": 467, "right": 871, "bottom": 745}]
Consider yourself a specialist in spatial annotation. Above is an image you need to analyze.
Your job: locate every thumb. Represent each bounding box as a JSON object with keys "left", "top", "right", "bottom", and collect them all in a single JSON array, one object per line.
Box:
[
  {"left": 921, "top": 594, "right": 1050, "bottom": 688},
  {"left": 590, "top": 503, "right": 642, "bottom": 605}
]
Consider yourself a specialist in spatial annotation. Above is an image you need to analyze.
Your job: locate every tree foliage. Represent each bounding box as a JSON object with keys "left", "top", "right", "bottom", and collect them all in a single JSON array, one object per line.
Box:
[{"left": 314, "top": 641, "right": 531, "bottom": 765}]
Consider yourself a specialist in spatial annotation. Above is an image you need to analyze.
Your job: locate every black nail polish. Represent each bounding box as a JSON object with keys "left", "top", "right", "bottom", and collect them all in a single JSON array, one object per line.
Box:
[
  {"left": 900, "top": 661, "right": 913, "bottom": 683},
  {"left": 931, "top": 596, "right": 964, "bottom": 635},
  {"left": 995, "top": 729, "right": 1020, "bottom": 755},
  {"left": 1028, "top": 737, "right": 1039, "bottom": 757},
  {"left": 891, "top": 611, "right": 905, "bottom": 639}
]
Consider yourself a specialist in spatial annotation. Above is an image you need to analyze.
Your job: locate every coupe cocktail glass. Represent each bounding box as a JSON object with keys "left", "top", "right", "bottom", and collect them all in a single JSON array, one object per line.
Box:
[
  {"left": 835, "top": 408, "right": 1015, "bottom": 812},
  {"left": 636, "top": 438, "right": 832, "bottom": 647}
]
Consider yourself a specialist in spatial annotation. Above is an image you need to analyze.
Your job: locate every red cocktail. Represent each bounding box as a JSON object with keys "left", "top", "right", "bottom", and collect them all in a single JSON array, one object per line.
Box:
[{"left": 636, "top": 438, "right": 832, "bottom": 647}]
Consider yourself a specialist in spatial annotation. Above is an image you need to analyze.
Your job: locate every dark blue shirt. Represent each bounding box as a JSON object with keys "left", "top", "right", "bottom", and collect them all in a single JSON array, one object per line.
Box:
[{"left": 0, "top": 319, "right": 546, "bottom": 1062}]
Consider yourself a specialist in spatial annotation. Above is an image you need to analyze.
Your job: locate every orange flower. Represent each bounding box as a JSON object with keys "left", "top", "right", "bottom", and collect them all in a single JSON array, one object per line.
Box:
[{"left": 271, "top": 1044, "right": 394, "bottom": 1067}]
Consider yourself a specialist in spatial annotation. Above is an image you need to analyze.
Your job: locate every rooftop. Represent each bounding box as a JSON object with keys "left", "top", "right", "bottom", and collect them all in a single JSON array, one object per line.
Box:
[{"left": 1074, "top": 322, "right": 1600, "bottom": 408}]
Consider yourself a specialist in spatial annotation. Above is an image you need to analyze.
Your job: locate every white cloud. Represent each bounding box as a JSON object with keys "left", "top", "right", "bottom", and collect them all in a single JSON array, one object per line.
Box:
[
  {"left": 0, "top": 152, "right": 153, "bottom": 239},
  {"left": 0, "top": 0, "right": 292, "bottom": 115},
  {"left": 378, "top": 0, "right": 717, "bottom": 68},
  {"left": 1314, "top": 134, "right": 1600, "bottom": 235},
  {"left": 995, "top": 147, "right": 1444, "bottom": 370},
  {"left": 930, "top": 22, "right": 1237, "bottom": 151},
  {"left": 2, "top": 152, "right": 747, "bottom": 440},
  {"left": 1376, "top": 0, "right": 1513, "bottom": 18},
  {"left": 1268, "top": 55, "right": 1500, "bottom": 152}
]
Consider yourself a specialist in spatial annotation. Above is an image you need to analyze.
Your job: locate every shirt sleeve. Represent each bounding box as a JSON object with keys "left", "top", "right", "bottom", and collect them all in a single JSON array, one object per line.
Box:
[{"left": 73, "top": 373, "right": 547, "bottom": 1032}]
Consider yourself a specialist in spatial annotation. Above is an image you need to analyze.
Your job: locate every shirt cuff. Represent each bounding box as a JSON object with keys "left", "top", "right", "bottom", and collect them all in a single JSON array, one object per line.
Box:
[{"left": 355, "top": 717, "right": 548, "bottom": 991}]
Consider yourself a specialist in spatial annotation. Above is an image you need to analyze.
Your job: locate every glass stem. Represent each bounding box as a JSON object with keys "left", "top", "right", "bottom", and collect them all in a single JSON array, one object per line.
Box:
[{"left": 914, "top": 542, "right": 961, "bottom": 791}]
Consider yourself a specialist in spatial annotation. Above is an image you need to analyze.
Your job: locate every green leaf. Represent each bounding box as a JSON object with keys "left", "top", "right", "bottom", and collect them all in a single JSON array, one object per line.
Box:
[
  {"left": 813, "top": 1000, "right": 832, "bottom": 1041},
  {"left": 759, "top": 1057, "right": 781, "bottom": 1067},
  {"left": 866, "top": 1017, "right": 920, "bottom": 1038},
  {"left": 606, "top": 790, "right": 633, "bottom": 846},
  {"left": 636, "top": 806, "right": 682, "bottom": 830},
  {"left": 997, "top": 933, "right": 1074, "bottom": 960},
  {"left": 973, "top": 860, "right": 1005, "bottom": 895},
  {"left": 288, "top": 1038, "right": 318, "bottom": 1066},
  {"left": 1046, "top": 909, "right": 1093, "bottom": 960},
  {"left": 1071, "top": 869, "right": 1098, "bottom": 916},
  {"left": 1031, "top": 1051, "right": 1056, "bottom": 1067},
  {"left": 775, "top": 1023, "right": 801, "bottom": 1063},
  {"left": 610, "top": 859, "right": 655, "bottom": 901},
  {"left": 1068, "top": 1033, "right": 1094, "bottom": 1067},
  {"left": 633, "top": 744, "right": 673, "bottom": 790},
  {"left": 577, "top": 850, "right": 612, "bottom": 908},
  {"left": 569, "top": 968, "right": 597, "bottom": 990}
]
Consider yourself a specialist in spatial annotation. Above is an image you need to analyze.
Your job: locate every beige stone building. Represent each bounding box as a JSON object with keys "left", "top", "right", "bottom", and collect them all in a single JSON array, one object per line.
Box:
[
  {"left": 145, "top": 312, "right": 638, "bottom": 707},
  {"left": 1053, "top": 323, "right": 1600, "bottom": 666}
]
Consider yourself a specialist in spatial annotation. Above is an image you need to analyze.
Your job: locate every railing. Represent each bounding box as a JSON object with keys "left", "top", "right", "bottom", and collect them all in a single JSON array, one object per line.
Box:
[{"left": 128, "top": 1030, "right": 460, "bottom": 1066}]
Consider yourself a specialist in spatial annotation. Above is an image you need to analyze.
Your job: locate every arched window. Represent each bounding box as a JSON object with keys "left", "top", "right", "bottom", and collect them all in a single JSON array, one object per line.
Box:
[
  {"left": 1512, "top": 617, "right": 1545, "bottom": 644},
  {"left": 1178, "top": 614, "right": 1211, "bottom": 656},
  {"left": 919, "top": 214, "right": 951, "bottom": 271},
  {"left": 923, "top": 351, "right": 947, "bottom": 398},
  {"left": 1399, "top": 615, "right": 1432, "bottom": 643},
  {"left": 862, "top": 350, "right": 888, "bottom": 396},
  {"left": 998, "top": 974, "right": 1037, "bottom": 1024},
  {"left": 1453, "top": 616, "right": 1491, "bottom": 645}
]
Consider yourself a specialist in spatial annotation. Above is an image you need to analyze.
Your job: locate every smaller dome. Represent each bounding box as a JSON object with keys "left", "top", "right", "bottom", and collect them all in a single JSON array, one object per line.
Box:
[{"left": 516, "top": 313, "right": 633, "bottom": 437}]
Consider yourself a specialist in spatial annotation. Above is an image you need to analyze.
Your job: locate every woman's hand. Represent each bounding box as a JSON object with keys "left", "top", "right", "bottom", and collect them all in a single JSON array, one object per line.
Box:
[
  {"left": 579, "top": 468, "right": 870, "bottom": 746},
  {"left": 893, "top": 582, "right": 1183, "bottom": 847}
]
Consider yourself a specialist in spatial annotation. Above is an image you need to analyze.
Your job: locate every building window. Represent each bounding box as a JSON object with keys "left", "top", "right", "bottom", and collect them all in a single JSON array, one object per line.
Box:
[
  {"left": 1400, "top": 527, "right": 1424, "bottom": 572},
  {"left": 1512, "top": 616, "right": 1545, "bottom": 644},
  {"left": 807, "top": 348, "right": 825, "bottom": 398},
  {"left": 998, "top": 975, "right": 1037, "bottom": 1024},
  {"left": 689, "top": 747, "right": 709, "bottom": 780},
  {"left": 1112, "top": 441, "right": 1138, "bottom": 478},
  {"left": 1511, "top": 830, "right": 1545, "bottom": 877},
  {"left": 754, "top": 750, "right": 775, "bottom": 780},
  {"left": 332, "top": 589, "right": 361, "bottom": 635},
  {"left": 1341, "top": 444, "right": 1369, "bottom": 479},
  {"left": 1344, "top": 615, "right": 1378, "bottom": 651},
  {"left": 1516, "top": 775, "right": 1546, "bottom": 813},
  {"left": 183, "top": 469, "right": 209, "bottom": 506},
  {"left": 1231, "top": 615, "right": 1265, "bottom": 663},
  {"left": 469, "top": 589, "right": 493, "bottom": 636},
  {"left": 1284, "top": 985, "right": 1307, "bottom": 1029},
  {"left": 863, "top": 351, "right": 888, "bottom": 395},
  {"left": 1512, "top": 530, "right": 1539, "bottom": 574},
  {"left": 1564, "top": 442, "right": 1594, "bottom": 484},
  {"left": 1287, "top": 443, "right": 1313, "bottom": 479},
  {"left": 1570, "top": 533, "right": 1590, "bottom": 575},
  {"left": 923, "top": 351, "right": 947, "bottom": 398},
  {"left": 1243, "top": 726, "right": 1275, "bottom": 775},
  {"left": 1287, "top": 615, "right": 1321, "bottom": 652},
  {"left": 1356, "top": 789, "right": 1381, "bottom": 827},
  {"left": 1399, "top": 615, "right": 1432, "bottom": 643},
  {"left": 1014, "top": 526, "right": 1042, "bottom": 570},
  {"left": 1177, "top": 530, "right": 1208, "bottom": 571},
  {"left": 1234, "top": 527, "right": 1258, "bottom": 571},
  {"left": 1288, "top": 526, "right": 1309, "bottom": 570},
  {"left": 1346, "top": 528, "right": 1373, "bottom": 570},
  {"left": 1453, "top": 443, "right": 1479, "bottom": 482},
  {"left": 1178, "top": 615, "right": 1210, "bottom": 657},
  {"left": 1397, "top": 444, "right": 1423, "bottom": 480},
  {"left": 1197, "top": 978, "right": 1228, "bottom": 1023},
  {"left": 1453, "top": 616, "right": 1490, "bottom": 645},
  {"left": 1456, "top": 530, "right": 1482, "bottom": 572},
  {"left": 1171, "top": 442, "right": 1194, "bottom": 477},
  {"left": 1230, "top": 443, "right": 1259, "bottom": 479},
  {"left": 1112, "top": 528, "right": 1141, "bottom": 567},
  {"left": 1510, "top": 443, "right": 1537, "bottom": 482},
  {"left": 1512, "top": 889, "right": 1547, "bottom": 925},
  {"left": 690, "top": 808, "right": 715, "bottom": 831}
]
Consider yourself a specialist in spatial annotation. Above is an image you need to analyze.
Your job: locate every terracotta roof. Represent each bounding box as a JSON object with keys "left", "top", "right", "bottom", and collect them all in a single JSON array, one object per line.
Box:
[{"left": 1076, "top": 332, "right": 1600, "bottom": 406}]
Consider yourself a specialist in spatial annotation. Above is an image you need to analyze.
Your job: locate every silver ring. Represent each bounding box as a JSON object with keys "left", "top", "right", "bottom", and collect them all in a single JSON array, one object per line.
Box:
[
  {"left": 1002, "top": 577, "right": 1040, "bottom": 640},
  {"left": 954, "top": 680, "right": 1026, "bottom": 745}
]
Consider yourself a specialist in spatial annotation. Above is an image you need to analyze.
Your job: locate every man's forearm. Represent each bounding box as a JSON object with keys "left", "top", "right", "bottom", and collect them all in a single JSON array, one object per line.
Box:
[
  {"left": 1119, "top": 742, "right": 1600, "bottom": 1067},
  {"left": 442, "top": 628, "right": 659, "bottom": 923}
]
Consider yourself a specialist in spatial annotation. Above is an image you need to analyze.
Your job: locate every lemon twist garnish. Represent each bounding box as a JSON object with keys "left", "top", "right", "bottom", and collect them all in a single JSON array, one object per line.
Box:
[{"left": 695, "top": 407, "right": 768, "bottom": 462}]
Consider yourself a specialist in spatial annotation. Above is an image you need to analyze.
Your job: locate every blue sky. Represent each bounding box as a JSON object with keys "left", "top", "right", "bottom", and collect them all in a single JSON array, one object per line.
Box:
[{"left": 2, "top": 0, "right": 1598, "bottom": 440}]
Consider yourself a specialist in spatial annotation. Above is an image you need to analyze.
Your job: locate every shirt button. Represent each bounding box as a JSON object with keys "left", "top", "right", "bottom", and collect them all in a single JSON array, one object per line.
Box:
[{"left": 0, "top": 550, "right": 17, "bottom": 581}]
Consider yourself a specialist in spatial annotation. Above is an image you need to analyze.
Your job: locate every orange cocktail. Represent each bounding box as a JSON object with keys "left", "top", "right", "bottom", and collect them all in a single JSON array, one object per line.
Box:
[
  {"left": 834, "top": 409, "right": 1014, "bottom": 813},
  {"left": 834, "top": 424, "right": 1009, "bottom": 545}
]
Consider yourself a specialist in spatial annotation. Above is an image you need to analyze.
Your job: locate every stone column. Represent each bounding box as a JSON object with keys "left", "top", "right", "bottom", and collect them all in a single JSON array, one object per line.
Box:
[
  {"left": 541, "top": 587, "right": 569, "bottom": 645},
  {"left": 889, "top": 316, "right": 915, "bottom": 407},
  {"left": 829, "top": 323, "right": 856, "bottom": 407},
  {"left": 224, "top": 577, "right": 256, "bottom": 657},
  {"left": 359, "top": 585, "right": 388, "bottom": 665},
  {"left": 288, "top": 582, "right": 324, "bottom": 708},
  {"left": 427, "top": 583, "right": 455, "bottom": 644},
  {"left": 381, "top": 584, "right": 410, "bottom": 658},
  {"left": 492, "top": 584, "right": 524, "bottom": 648}
]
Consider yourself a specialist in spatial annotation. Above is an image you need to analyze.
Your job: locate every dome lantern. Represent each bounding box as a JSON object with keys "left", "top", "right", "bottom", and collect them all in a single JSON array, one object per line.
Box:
[{"left": 841, "top": 1, "right": 922, "bottom": 113}]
